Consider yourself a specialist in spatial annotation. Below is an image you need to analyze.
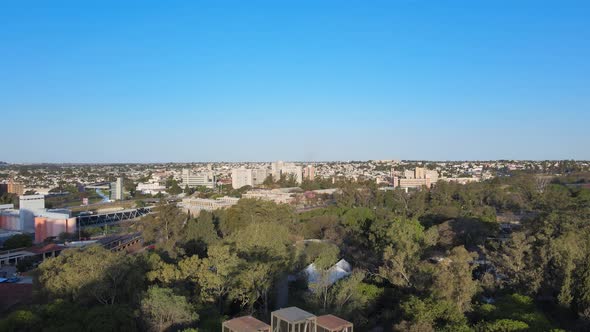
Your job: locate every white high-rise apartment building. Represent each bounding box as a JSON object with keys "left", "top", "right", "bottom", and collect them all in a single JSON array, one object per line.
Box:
[
  {"left": 281, "top": 164, "right": 303, "bottom": 184},
  {"left": 304, "top": 165, "right": 315, "bottom": 181},
  {"left": 425, "top": 169, "right": 439, "bottom": 183},
  {"left": 253, "top": 168, "right": 269, "bottom": 186},
  {"left": 271, "top": 161, "right": 284, "bottom": 180},
  {"left": 110, "top": 177, "right": 124, "bottom": 200},
  {"left": 404, "top": 169, "right": 415, "bottom": 179},
  {"left": 271, "top": 161, "right": 302, "bottom": 184},
  {"left": 231, "top": 168, "right": 268, "bottom": 189}
]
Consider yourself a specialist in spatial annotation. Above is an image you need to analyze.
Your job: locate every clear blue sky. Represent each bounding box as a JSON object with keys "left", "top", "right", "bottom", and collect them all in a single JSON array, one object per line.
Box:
[{"left": 1, "top": 1, "right": 589, "bottom": 163}]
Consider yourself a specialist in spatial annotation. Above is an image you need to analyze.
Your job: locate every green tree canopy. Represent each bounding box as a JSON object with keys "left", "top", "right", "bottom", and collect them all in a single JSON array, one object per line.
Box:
[{"left": 140, "top": 286, "right": 197, "bottom": 332}]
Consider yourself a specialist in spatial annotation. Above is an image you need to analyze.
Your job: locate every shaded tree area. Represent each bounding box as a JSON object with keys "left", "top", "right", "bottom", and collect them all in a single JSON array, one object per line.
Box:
[
  {"left": 2, "top": 233, "right": 33, "bottom": 249},
  {"left": 0, "top": 192, "right": 19, "bottom": 206},
  {"left": 165, "top": 176, "right": 183, "bottom": 195},
  {"left": 3, "top": 173, "right": 590, "bottom": 331}
]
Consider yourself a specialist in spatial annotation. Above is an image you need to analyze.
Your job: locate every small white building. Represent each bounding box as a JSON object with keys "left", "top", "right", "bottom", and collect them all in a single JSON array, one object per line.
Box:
[{"left": 136, "top": 182, "right": 166, "bottom": 195}]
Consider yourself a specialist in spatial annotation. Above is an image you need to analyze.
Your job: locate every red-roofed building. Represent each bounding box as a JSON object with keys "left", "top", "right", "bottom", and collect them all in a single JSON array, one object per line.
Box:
[
  {"left": 223, "top": 315, "right": 270, "bottom": 332},
  {"left": 317, "top": 314, "right": 353, "bottom": 332},
  {"left": 28, "top": 243, "right": 65, "bottom": 258}
]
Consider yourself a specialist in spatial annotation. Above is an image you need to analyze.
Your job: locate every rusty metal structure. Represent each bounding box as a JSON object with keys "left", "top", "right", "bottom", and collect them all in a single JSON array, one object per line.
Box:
[
  {"left": 222, "top": 316, "right": 271, "bottom": 332},
  {"left": 316, "top": 315, "right": 353, "bottom": 332}
]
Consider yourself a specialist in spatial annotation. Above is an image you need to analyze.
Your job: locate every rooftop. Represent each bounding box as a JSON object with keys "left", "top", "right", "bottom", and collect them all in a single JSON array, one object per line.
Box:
[
  {"left": 224, "top": 316, "right": 270, "bottom": 331},
  {"left": 317, "top": 314, "right": 353, "bottom": 330},
  {"left": 272, "top": 307, "right": 316, "bottom": 322}
]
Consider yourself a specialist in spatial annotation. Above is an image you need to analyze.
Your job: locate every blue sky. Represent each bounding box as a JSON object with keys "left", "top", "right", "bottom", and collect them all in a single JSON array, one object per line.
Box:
[{"left": 1, "top": 1, "right": 589, "bottom": 162}]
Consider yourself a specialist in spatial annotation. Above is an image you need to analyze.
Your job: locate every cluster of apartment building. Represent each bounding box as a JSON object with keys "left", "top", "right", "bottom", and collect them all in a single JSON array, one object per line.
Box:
[
  {"left": 3, "top": 160, "right": 587, "bottom": 206},
  {"left": 230, "top": 162, "right": 315, "bottom": 189}
]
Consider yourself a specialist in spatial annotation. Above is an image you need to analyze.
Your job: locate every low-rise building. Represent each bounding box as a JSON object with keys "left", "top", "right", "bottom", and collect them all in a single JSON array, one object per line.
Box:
[
  {"left": 397, "top": 178, "right": 431, "bottom": 189},
  {"left": 242, "top": 189, "right": 295, "bottom": 204},
  {"left": 179, "top": 196, "right": 239, "bottom": 215},
  {"left": 136, "top": 182, "right": 166, "bottom": 195},
  {"left": 440, "top": 177, "right": 480, "bottom": 184}
]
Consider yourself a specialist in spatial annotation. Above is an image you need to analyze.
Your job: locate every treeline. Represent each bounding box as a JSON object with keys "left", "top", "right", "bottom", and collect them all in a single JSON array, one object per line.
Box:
[{"left": 1, "top": 174, "right": 590, "bottom": 331}]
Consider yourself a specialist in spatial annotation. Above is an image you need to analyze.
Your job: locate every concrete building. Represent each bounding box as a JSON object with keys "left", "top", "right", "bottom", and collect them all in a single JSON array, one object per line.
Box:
[
  {"left": 7, "top": 181, "right": 24, "bottom": 196},
  {"left": 242, "top": 189, "right": 295, "bottom": 204},
  {"left": 403, "top": 169, "right": 415, "bottom": 179},
  {"left": 110, "top": 177, "right": 124, "bottom": 201},
  {"left": 20, "top": 195, "right": 45, "bottom": 211},
  {"left": 304, "top": 165, "right": 315, "bottom": 181},
  {"left": 415, "top": 167, "right": 425, "bottom": 180},
  {"left": 232, "top": 168, "right": 252, "bottom": 189},
  {"left": 0, "top": 195, "right": 74, "bottom": 243},
  {"left": 0, "top": 209, "right": 20, "bottom": 231},
  {"left": 282, "top": 164, "right": 303, "bottom": 184},
  {"left": 33, "top": 213, "right": 76, "bottom": 243},
  {"left": 272, "top": 161, "right": 303, "bottom": 184},
  {"left": 180, "top": 196, "right": 239, "bottom": 215},
  {"left": 271, "top": 160, "right": 285, "bottom": 180},
  {"left": 231, "top": 167, "right": 268, "bottom": 189},
  {"left": 440, "top": 177, "right": 480, "bottom": 184},
  {"left": 19, "top": 195, "right": 45, "bottom": 232},
  {"left": 398, "top": 178, "right": 431, "bottom": 190},
  {"left": 396, "top": 167, "right": 439, "bottom": 189},
  {"left": 253, "top": 168, "right": 269, "bottom": 186},
  {"left": 182, "top": 169, "right": 216, "bottom": 189},
  {"left": 425, "top": 169, "right": 439, "bottom": 183},
  {"left": 136, "top": 182, "right": 166, "bottom": 195}
]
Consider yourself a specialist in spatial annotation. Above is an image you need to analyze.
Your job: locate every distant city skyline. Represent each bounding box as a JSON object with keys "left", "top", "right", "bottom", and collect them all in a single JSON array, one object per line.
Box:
[{"left": 2, "top": 1, "right": 589, "bottom": 163}]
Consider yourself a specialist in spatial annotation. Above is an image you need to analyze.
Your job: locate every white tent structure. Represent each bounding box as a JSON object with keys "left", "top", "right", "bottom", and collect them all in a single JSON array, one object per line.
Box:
[{"left": 304, "top": 259, "right": 351, "bottom": 288}]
